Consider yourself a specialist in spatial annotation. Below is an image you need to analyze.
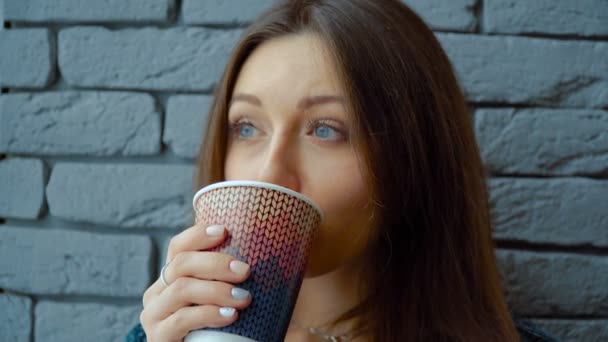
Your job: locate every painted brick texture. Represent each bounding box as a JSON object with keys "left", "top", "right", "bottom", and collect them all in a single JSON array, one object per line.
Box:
[
  {"left": 4, "top": 0, "right": 175, "bottom": 23},
  {"left": 59, "top": 27, "right": 243, "bottom": 91},
  {"left": 46, "top": 163, "right": 195, "bottom": 228},
  {"left": 0, "top": 1, "right": 605, "bottom": 341},
  {"left": 0, "top": 158, "right": 46, "bottom": 219},
  {"left": 0, "top": 294, "right": 32, "bottom": 342},
  {"left": 0, "top": 91, "right": 161, "bottom": 156},
  {"left": 35, "top": 302, "right": 142, "bottom": 342},
  {"left": 484, "top": 0, "right": 608, "bottom": 37},
  {"left": 0, "top": 226, "right": 153, "bottom": 296},
  {"left": 0, "top": 28, "right": 54, "bottom": 87}
]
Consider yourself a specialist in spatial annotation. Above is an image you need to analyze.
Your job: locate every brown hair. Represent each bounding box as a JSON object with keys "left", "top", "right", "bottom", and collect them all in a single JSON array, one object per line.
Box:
[{"left": 196, "top": 0, "right": 519, "bottom": 341}]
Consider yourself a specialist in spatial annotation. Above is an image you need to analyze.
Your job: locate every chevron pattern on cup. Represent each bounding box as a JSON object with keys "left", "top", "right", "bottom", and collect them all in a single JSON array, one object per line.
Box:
[{"left": 192, "top": 185, "right": 322, "bottom": 341}]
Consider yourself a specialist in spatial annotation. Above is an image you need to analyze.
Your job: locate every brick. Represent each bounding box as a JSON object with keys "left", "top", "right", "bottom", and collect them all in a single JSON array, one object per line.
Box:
[
  {"left": 475, "top": 108, "right": 608, "bottom": 175},
  {"left": 46, "top": 163, "right": 195, "bottom": 228},
  {"left": 437, "top": 33, "right": 608, "bottom": 108},
  {"left": 0, "top": 226, "right": 152, "bottom": 296},
  {"left": 0, "top": 91, "right": 161, "bottom": 156},
  {"left": 36, "top": 301, "right": 141, "bottom": 342},
  {"left": 484, "top": 0, "right": 608, "bottom": 37},
  {"left": 404, "top": 0, "right": 477, "bottom": 31},
  {"left": 498, "top": 250, "right": 608, "bottom": 316},
  {"left": 532, "top": 319, "right": 608, "bottom": 342},
  {"left": 181, "top": 0, "right": 478, "bottom": 32},
  {"left": 164, "top": 95, "right": 211, "bottom": 158},
  {"left": 4, "top": 0, "right": 174, "bottom": 23},
  {"left": 490, "top": 178, "right": 608, "bottom": 247},
  {"left": 0, "top": 293, "right": 32, "bottom": 342},
  {"left": 0, "top": 0, "right": 4, "bottom": 29},
  {"left": 0, "top": 158, "right": 46, "bottom": 219},
  {"left": 0, "top": 29, "right": 54, "bottom": 88},
  {"left": 182, "top": 0, "right": 275, "bottom": 25},
  {"left": 59, "top": 27, "right": 242, "bottom": 91}
]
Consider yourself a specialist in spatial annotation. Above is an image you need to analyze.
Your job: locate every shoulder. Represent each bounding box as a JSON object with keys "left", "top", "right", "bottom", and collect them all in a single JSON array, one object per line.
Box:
[{"left": 514, "top": 319, "right": 561, "bottom": 342}]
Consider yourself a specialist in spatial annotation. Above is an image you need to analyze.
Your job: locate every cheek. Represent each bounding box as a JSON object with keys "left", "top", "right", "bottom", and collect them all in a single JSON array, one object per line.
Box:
[
  {"left": 314, "top": 171, "right": 368, "bottom": 217},
  {"left": 224, "top": 146, "right": 251, "bottom": 180},
  {"left": 309, "top": 156, "right": 373, "bottom": 251},
  {"left": 306, "top": 160, "right": 374, "bottom": 275},
  {"left": 307, "top": 154, "right": 369, "bottom": 215},
  {"left": 318, "top": 178, "right": 371, "bottom": 242}
]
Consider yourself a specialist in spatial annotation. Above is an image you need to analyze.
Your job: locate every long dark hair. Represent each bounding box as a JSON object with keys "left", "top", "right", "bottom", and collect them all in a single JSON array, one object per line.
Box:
[{"left": 196, "top": 0, "right": 519, "bottom": 340}]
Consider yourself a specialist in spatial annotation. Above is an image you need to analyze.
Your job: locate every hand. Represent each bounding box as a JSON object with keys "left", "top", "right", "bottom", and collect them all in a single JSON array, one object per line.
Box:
[{"left": 139, "top": 224, "right": 253, "bottom": 342}]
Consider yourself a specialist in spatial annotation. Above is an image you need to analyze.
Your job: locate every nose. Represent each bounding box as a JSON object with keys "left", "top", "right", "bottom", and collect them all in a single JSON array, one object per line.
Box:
[{"left": 257, "top": 135, "right": 300, "bottom": 192}]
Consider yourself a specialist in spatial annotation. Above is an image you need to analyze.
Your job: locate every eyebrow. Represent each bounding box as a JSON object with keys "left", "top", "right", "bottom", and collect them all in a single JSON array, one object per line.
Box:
[{"left": 230, "top": 93, "right": 344, "bottom": 110}]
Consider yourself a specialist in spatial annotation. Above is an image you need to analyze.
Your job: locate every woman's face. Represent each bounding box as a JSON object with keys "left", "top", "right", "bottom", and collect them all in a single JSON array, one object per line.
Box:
[{"left": 224, "top": 33, "right": 375, "bottom": 277}]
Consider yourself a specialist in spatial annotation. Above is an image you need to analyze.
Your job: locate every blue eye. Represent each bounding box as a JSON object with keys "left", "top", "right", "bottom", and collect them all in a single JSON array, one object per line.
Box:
[
  {"left": 239, "top": 124, "right": 257, "bottom": 138},
  {"left": 314, "top": 125, "right": 340, "bottom": 140},
  {"left": 229, "top": 121, "right": 259, "bottom": 139}
]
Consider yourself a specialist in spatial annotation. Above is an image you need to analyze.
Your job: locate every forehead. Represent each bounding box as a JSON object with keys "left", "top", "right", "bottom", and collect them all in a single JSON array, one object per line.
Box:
[{"left": 232, "top": 33, "right": 345, "bottom": 98}]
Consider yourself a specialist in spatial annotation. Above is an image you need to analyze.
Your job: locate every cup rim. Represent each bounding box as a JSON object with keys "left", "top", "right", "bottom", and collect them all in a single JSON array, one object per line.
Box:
[{"left": 193, "top": 180, "right": 324, "bottom": 220}]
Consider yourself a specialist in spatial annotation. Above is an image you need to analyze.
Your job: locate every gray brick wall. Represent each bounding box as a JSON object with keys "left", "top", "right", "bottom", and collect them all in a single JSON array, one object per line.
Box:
[
  {"left": 35, "top": 302, "right": 142, "bottom": 342},
  {"left": 0, "top": 91, "right": 162, "bottom": 155},
  {"left": 0, "top": 158, "right": 46, "bottom": 219},
  {"left": 164, "top": 95, "right": 213, "bottom": 159},
  {"left": 0, "top": 294, "right": 32, "bottom": 342},
  {"left": 0, "top": 0, "right": 606, "bottom": 341},
  {"left": 4, "top": 0, "right": 174, "bottom": 23},
  {"left": 0, "top": 28, "right": 55, "bottom": 87},
  {"left": 59, "top": 27, "right": 243, "bottom": 91}
]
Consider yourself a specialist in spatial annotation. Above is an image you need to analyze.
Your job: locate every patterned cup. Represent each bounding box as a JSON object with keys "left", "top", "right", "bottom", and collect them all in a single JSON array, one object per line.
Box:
[{"left": 185, "top": 180, "right": 323, "bottom": 342}]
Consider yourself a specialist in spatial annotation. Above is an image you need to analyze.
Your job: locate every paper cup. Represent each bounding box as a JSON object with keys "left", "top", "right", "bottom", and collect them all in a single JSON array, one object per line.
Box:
[{"left": 185, "top": 180, "right": 323, "bottom": 342}]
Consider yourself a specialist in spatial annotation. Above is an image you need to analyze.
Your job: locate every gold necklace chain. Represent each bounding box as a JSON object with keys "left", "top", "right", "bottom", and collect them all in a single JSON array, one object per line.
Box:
[{"left": 289, "top": 320, "right": 353, "bottom": 341}]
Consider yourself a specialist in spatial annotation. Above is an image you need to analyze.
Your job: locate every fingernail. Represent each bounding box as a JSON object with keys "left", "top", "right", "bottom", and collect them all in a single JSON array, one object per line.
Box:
[
  {"left": 231, "top": 287, "right": 250, "bottom": 301},
  {"left": 229, "top": 260, "right": 250, "bottom": 275},
  {"left": 206, "top": 225, "right": 224, "bottom": 237},
  {"left": 219, "top": 307, "right": 236, "bottom": 317}
]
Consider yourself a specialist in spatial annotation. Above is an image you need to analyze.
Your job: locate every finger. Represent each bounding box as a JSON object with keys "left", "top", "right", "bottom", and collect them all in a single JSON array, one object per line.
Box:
[
  {"left": 166, "top": 224, "right": 227, "bottom": 262},
  {"left": 156, "top": 305, "right": 239, "bottom": 341},
  {"left": 147, "top": 277, "right": 252, "bottom": 320},
  {"left": 143, "top": 254, "right": 182, "bottom": 305},
  {"left": 142, "top": 278, "right": 166, "bottom": 308},
  {"left": 162, "top": 251, "right": 251, "bottom": 286}
]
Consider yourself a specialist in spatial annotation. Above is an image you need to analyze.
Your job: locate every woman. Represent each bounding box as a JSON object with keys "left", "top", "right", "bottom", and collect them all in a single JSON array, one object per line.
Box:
[{"left": 129, "top": 0, "right": 559, "bottom": 341}]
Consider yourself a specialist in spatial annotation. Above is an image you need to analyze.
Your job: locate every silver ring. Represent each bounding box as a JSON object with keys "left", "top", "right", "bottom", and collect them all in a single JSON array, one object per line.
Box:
[{"left": 160, "top": 261, "right": 171, "bottom": 287}]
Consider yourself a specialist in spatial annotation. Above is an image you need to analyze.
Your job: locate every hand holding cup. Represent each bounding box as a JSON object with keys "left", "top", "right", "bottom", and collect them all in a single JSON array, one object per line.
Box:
[{"left": 139, "top": 223, "right": 253, "bottom": 342}]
